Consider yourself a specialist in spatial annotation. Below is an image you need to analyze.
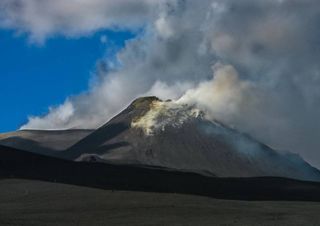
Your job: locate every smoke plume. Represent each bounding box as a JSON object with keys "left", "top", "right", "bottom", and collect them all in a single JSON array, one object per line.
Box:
[{"left": 1, "top": 0, "right": 320, "bottom": 167}]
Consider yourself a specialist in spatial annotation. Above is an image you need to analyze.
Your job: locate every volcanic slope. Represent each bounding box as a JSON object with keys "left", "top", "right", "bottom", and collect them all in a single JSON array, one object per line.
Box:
[
  {"left": 63, "top": 96, "right": 320, "bottom": 181},
  {"left": 0, "top": 129, "right": 93, "bottom": 156}
]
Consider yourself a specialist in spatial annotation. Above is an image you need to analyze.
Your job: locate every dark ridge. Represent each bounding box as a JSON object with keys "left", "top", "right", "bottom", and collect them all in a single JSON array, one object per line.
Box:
[
  {"left": 0, "top": 137, "right": 54, "bottom": 156},
  {"left": 0, "top": 129, "right": 94, "bottom": 155},
  {"left": 1, "top": 144, "right": 320, "bottom": 201},
  {"left": 64, "top": 122, "right": 129, "bottom": 159}
]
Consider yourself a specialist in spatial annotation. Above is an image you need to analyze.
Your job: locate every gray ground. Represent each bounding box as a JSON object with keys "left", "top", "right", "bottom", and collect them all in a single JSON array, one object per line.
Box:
[
  {"left": 0, "top": 130, "right": 93, "bottom": 153},
  {"left": 0, "top": 179, "right": 320, "bottom": 226}
]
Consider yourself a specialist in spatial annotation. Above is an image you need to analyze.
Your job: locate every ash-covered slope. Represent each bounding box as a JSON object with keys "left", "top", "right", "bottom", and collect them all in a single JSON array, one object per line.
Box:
[
  {"left": 64, "top": 96, "right": 320, "bottom": 181},
  {"left": 0, "top": 129, "right": 93, "bottom": 156}
]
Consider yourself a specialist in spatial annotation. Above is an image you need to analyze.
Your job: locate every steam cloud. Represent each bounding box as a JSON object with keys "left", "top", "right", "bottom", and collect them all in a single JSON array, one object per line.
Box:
[{"left": 1, "top": 0, "right": 320, "bottom": 167}]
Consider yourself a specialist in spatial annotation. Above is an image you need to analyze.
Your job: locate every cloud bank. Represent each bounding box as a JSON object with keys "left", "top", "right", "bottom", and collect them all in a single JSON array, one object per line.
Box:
[
  {"left": 0, "top": 0, "right": 159, "bottom": 42},
  {"left": 2, "top": 0, "right": 320, "bottom": 167}
]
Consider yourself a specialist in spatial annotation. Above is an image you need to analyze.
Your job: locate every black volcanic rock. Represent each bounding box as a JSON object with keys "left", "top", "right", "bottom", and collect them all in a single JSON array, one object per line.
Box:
[{"left": 62, "top": 96, "right": 320, "bottom": 181}]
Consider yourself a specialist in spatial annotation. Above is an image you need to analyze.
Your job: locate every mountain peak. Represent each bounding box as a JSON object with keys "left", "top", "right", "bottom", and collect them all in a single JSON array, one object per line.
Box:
[
  {"left": 131, "top": 96, "right": 162, "bottom": 109},
  {"left": 130, "top": 97, "right": 203, "bottom": 135}
]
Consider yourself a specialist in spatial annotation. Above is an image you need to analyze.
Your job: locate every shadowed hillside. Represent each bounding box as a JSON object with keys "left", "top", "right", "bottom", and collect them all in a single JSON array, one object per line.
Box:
[{"left": 1, "top": 144, "right": 320, "bottom": 201}]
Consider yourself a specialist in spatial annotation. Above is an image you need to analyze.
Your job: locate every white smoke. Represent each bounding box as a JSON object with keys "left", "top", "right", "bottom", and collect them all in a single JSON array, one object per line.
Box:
[
  {"left": 178, "top": 63, "right": 256, "bottom": 125},
  {"left": 2, "top": 0, "right": 320, "bottom": 167}
]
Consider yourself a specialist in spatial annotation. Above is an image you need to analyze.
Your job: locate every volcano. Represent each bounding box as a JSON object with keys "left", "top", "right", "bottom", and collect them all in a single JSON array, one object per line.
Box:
[
  {"left": 1, "top": 96, "right": 320, "bottom": 202},
  {"left": 53, "top": 96, "right": 319, "bottom": 181},
  {"left": 1, "top": 96, "right": 320, "bottom": 182}
]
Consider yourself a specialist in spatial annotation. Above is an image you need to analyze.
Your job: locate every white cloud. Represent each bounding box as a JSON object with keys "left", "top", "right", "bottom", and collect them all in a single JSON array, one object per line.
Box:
[
  {"left": 155, "top": 16, "right": 174, "bottom": 39},
  {"left": 2, "top": 0, "right": 320, "bottom": 167},
  {"left": 0, "top": 0, "right": 161, "bottom": 42},
  {"left": 22, "top": 100, "right": 75, "bottom": 130}
]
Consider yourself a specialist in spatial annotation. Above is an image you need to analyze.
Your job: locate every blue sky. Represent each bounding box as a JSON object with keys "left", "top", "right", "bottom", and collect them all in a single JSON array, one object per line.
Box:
[{"left": 0, "top": 30, "right": 134, "bottom": 133}]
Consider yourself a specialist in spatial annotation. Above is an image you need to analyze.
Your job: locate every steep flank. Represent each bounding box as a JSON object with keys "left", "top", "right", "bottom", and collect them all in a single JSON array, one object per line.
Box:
[{"left": 64, "top": 96, "right": 160, "bottom": 159}]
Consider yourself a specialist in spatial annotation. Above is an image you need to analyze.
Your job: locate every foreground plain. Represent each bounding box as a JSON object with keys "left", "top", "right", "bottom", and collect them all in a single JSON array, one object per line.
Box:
[{"left": 0, "top": 179, "right": 320, "bottom": 226}]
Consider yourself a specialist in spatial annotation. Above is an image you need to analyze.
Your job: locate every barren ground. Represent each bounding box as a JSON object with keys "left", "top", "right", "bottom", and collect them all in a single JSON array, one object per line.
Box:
[{"left": 1, "top": 179, "right": 320, "bottom": 226}]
